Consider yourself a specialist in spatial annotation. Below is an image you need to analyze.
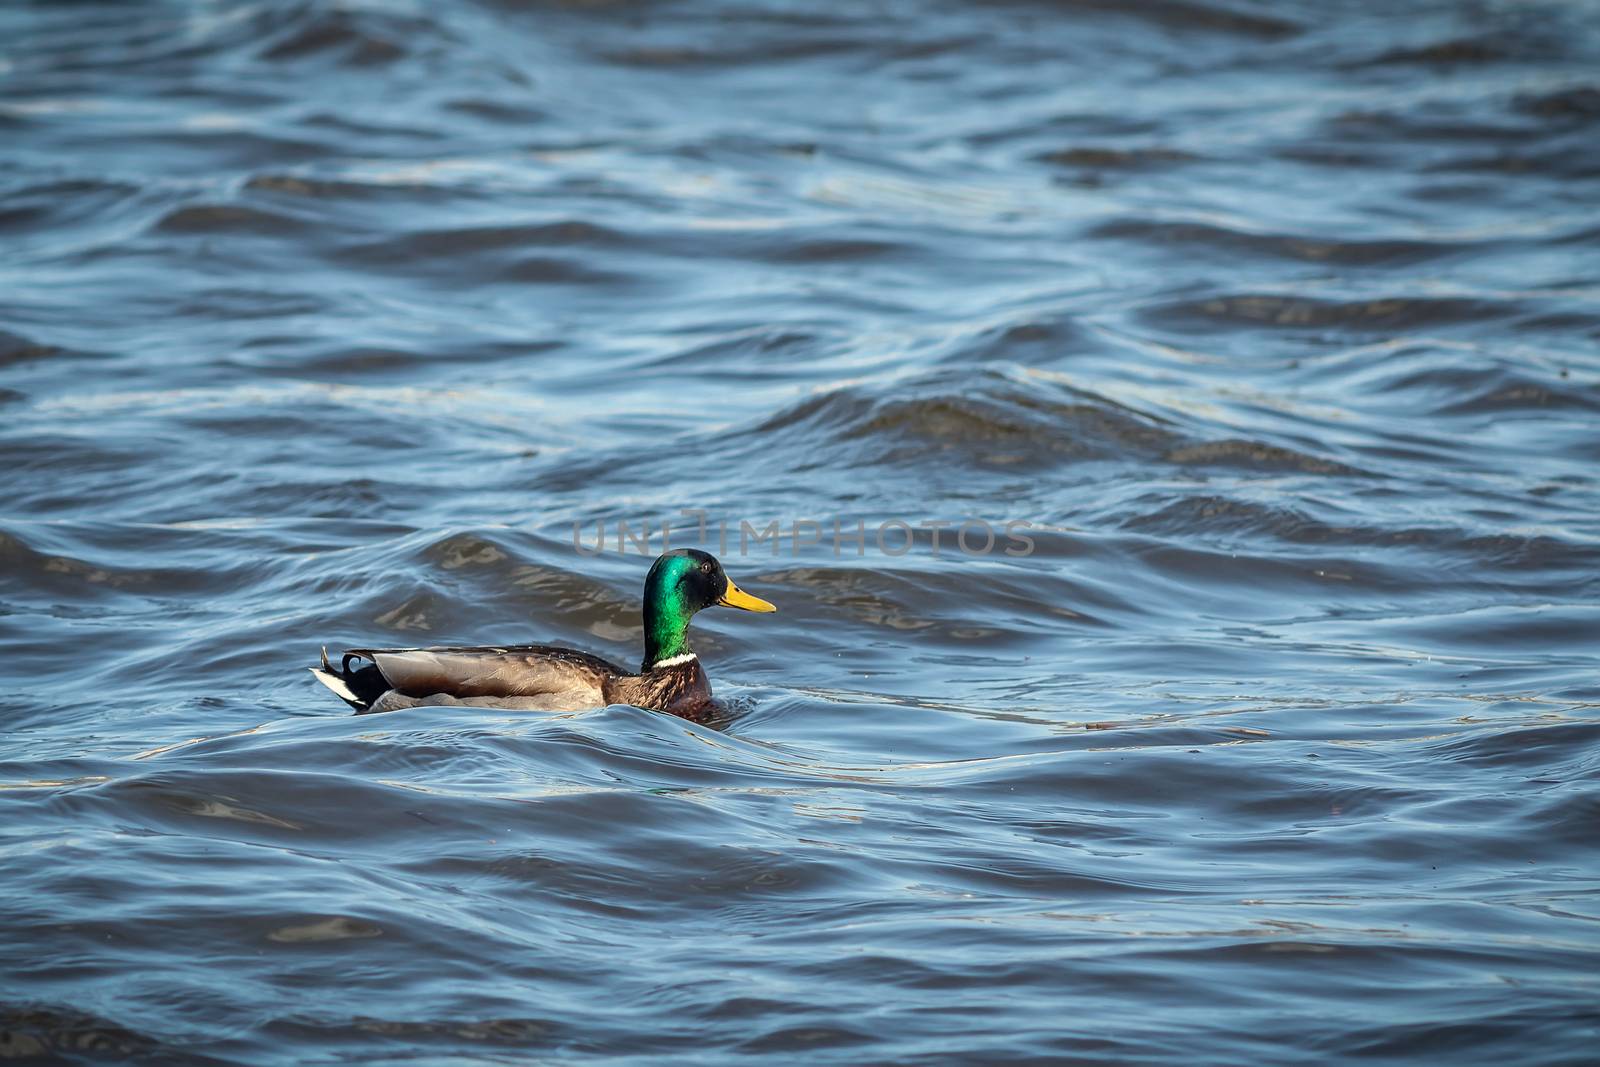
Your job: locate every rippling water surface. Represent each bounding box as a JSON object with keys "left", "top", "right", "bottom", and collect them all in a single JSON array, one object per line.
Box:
[{"left": 4, "top": 1, "right": 1600, "bottom": 1062}]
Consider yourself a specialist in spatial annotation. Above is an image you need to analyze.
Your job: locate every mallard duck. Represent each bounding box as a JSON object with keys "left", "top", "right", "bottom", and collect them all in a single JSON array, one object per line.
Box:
[{"left": 310, "top": 548, "right": 775, "bottom": 720}]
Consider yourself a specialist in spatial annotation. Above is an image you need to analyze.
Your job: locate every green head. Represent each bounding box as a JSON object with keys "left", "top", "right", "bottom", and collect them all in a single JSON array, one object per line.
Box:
[{"left": 641, "top": 548, "right": 776, "bottom": 670}]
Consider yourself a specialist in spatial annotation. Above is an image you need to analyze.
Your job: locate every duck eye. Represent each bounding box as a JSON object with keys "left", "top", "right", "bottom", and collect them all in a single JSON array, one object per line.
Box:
[{"left": 700, "top": 561, "right": 712, "bottom": 574}]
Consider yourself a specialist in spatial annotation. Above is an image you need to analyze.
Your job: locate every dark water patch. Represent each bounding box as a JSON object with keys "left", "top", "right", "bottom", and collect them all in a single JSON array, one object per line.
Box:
[
  {"left": 720, "top": 364, "right": 1371, "bottom": 490},
  {"left": 0, "top": 431, "right": 172, "bottom": 507},
  {"left": 216, "top": 477, "right": 406, "bottom": 521},
  {"left": 1161, "top": 439, "right": 1363, "bottom": 476},
  {"left": 1092, "top": 218, "right": 1450, "bottom": 267},
  {"left": 1037, "top": 146, "right": 1197, "bottom": 170},
  {"left": 442, "top": 96, "right": 549, "bottom": 125},
  {"left": 747, "top": 368, "right": 1179, "bottom": 472},
  {"left": 1271, "top": 143, "right": 1396, "bottom": 169},
  {"left": 299, "top": 111, "right": 451, "bottom": 144},
  {"left": 339, "top": 222, "right": 636, "bottom": 285},
  {"left": 1519, "top": 787, "right": 1600, "bottom": 853},
  {"left": 237, "top": 338, "right": 562, "bottom": 377},
  {"left": 255, "top": 7, "right": 446, "bottom": 68},
  {"left": 736, "top": 1024, "right": 875, "bottom": 1053},
  {"left": 1315, "top": 344, "right": 1600, "bottom": 420},
  {"left": 151, "top": 202, "right": 314, "bottom": 237},
  {"left": 0, "top": 177, "right": 142, "bottom": 237},
  {"left": 966, "top": 110, "right": 1163, "bottom": 148},
  {"left": 0, "top": 329, "right": 94, "bottom": 368},
  {"left": 0, "top": 520, "right": 316, "bottom": 605},
  {"left": 931, "top": 315, "right": 1100, "bottom": 369},
  {"left": 238, "top": 345, "right": 432, "bottom": 376},
  {"left": 123, "top": 128, "right": 335, "bottom": 171},
  {"left": 106, "top": 773, "right": 312, "bottom": 835},
  {"left": 0, "top": 7, "right": 248, "bottom": 80},
  {"left": 0, "top": 528, "right": 158, "bottom": 598},
  {"left": 1054, "top": 0, "right": 1303, "bottom": 40},
  {"left": 1119, "top": 494, "right": 1600, "bottom": 574},
  {"left": 1373, "top": 604, "right": 1600, "bottom": 655},
  {"left": 0, "top": 1004, "right": 164, "bottom": 1062},
  {"left": 1295, "top": 339, "right": 1594, "bottom": 418},
  {"left": 1361, "top": 37, "right": 1511, "bottom": 68},
  {"left": 1130, "top": 540, "right": 1406, "bottom": 602},
  {"left": 1553, "top": 224, "right": 1600, "bottom": 252},
  {"left": 70, "top": 766, "right": 547, "bottom": 846},
  {"left": 1514, "top": 85, "right": 1600, "bottom": 121},
  {"left": 1428, "top": 147, "right": 1600, "bottom": 181},
  {"left": 243, "top": 171, "right": 484, "bottom": 204},
  {"left": 1321, "top": 108, "right": 1528, "bottom": 146},
  {"left": 268, "top": 1012, "right": 566, "bottom": 1055},
  {"left": 757, "top": 561, "right": 1117, "bottom": 644},
  {"left": 1436, "top": 370, "right": 1600, "bottom": 416},
  {"left": 762, "top": 236, "right": 910, "bottom": 264},
  {"left": 600, "top": 37, "right": 861, "bottom": 70},
  {"left": 172, "top": 288, "right": 333, "bottom": 322},
  {"left": 1516, "top": 311, "right": 1600, "bottom": 338},
  {"left": 503, "top": 255, "right": 636, "bottom": 287},
  {"left": 1318, "top": 1003, "right": 1600, "bottom": 1062},
  {"left": 633, "top": 328, "right": 830, "bottom": 375},
  {"left": 1141, "top": 293, "right": 1508, "bottom": 334},
  {"left": 580, "top": 10, "right": 886, "bottom": 70},
  {"left": 1122, "top": 496, "right": 1322, "bottom": 544}
]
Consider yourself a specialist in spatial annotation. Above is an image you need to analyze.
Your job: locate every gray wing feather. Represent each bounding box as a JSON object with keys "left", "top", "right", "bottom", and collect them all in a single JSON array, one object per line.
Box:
[
  {"left": 366, "top": 690, "right": 599, "bottom": 714},
  {"left": 346, "top": 644, "right": 622, "bottom": 705}
]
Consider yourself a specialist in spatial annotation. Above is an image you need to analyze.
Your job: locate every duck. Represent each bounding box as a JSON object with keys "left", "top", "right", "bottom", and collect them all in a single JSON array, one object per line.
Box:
[{"left": 310, "top": 548, "right": 775, "bottom": 721}]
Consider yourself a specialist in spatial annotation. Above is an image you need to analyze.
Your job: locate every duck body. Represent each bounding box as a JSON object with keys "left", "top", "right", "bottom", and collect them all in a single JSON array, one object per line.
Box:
[
  {"left": 316, "top": 643, "right": 714, "bottom": 719},
  {"left": 310, "top": 549, "right": 772, "bottom": 721}
]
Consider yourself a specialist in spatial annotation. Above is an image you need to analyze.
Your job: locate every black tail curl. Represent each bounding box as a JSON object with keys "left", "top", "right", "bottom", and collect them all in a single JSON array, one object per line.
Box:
[{"left": 318, "top": 647, "right": 390, "bottom": 711}]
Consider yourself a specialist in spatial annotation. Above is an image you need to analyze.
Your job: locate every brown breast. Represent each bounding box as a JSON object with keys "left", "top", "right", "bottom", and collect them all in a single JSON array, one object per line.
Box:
[{"left": 603, "top": 658, "right": 714, "bottom": 721}]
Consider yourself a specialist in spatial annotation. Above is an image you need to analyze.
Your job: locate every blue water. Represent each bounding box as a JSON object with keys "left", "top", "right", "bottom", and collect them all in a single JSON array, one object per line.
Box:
[{"left": 3, "top": 1, "right": 1599, "bottom": 1062}]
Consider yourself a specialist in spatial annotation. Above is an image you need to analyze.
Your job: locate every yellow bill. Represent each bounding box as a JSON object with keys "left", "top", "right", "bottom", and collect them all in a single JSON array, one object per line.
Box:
[{"left": 718, "top": 577, "right": 776, "bottom": 613}]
